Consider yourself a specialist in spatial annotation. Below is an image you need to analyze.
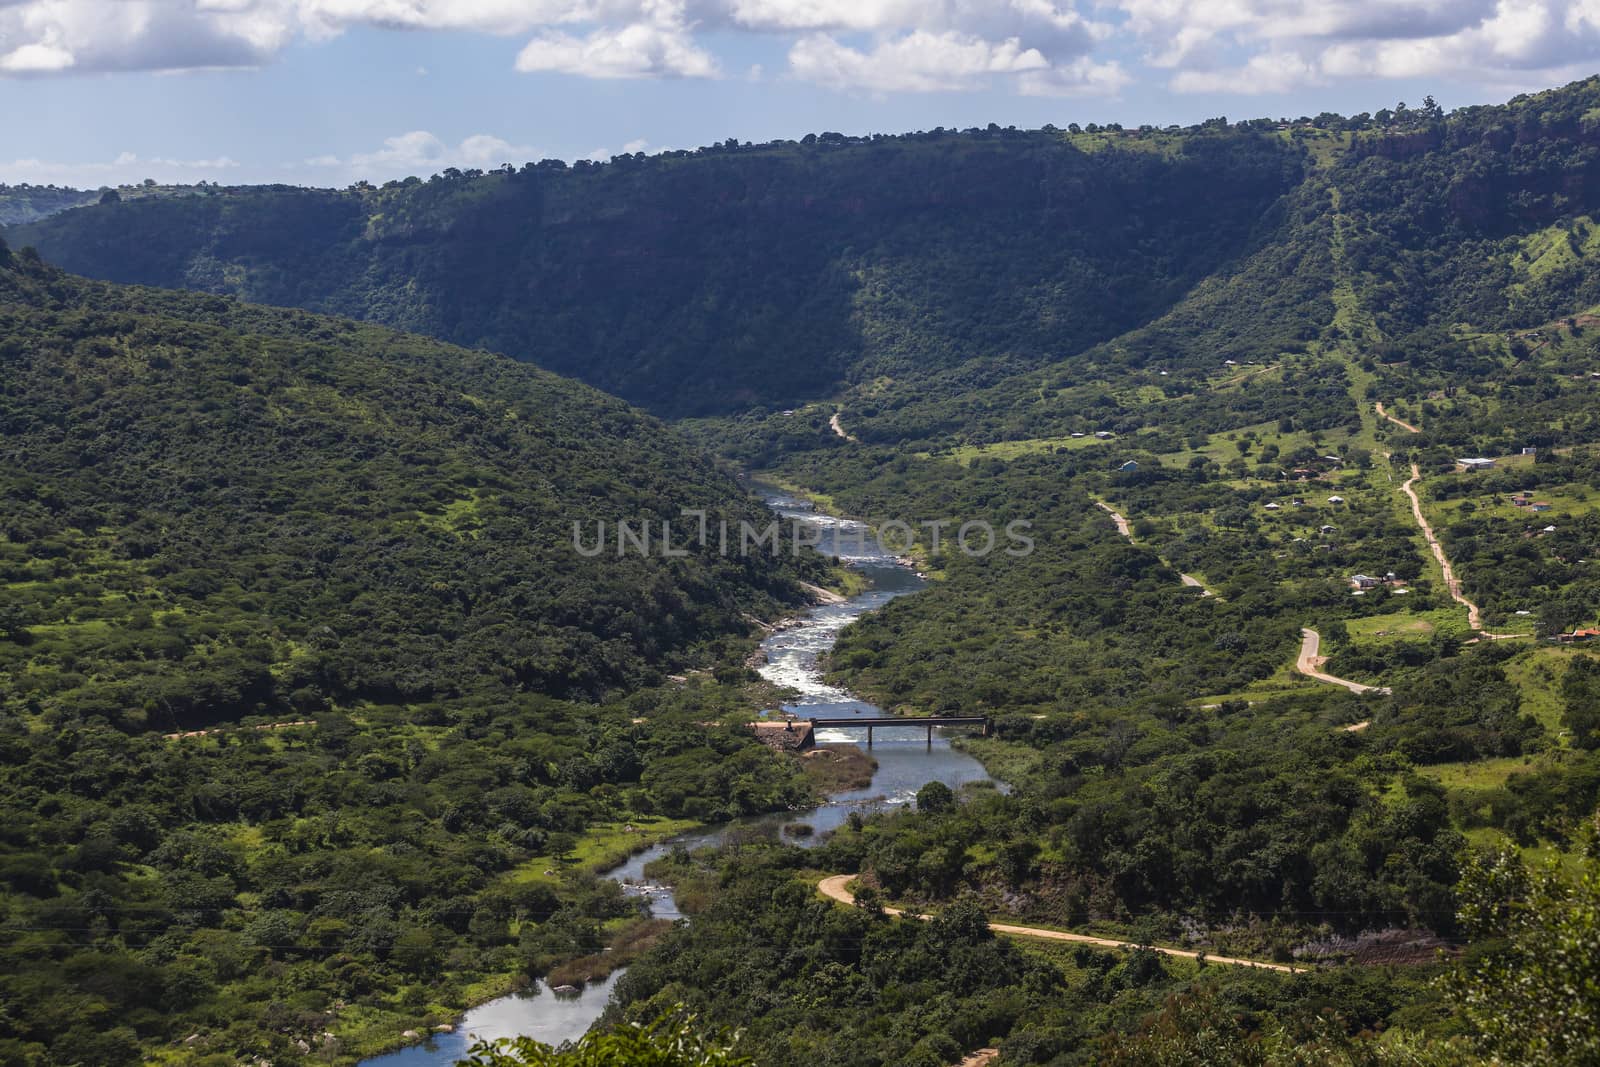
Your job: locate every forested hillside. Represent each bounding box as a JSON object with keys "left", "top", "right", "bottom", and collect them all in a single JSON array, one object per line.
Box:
[
  {"left": 9, "top": 129, "right": 1303, "bottom": 416},
  {"left": 9, "top": 74, "right": 1600, "bottom": 1067},
  {"left": 0, "top": 242, "right": 850, "bottom": 1065},
  {"left": 0, "top": 241, "right": 824, "bottom": 730}
]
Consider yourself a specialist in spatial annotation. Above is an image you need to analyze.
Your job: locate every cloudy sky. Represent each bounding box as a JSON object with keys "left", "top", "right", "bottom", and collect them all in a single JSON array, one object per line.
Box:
[{"left": 3, "top": 0, "right": 1600, "bottom": 187}]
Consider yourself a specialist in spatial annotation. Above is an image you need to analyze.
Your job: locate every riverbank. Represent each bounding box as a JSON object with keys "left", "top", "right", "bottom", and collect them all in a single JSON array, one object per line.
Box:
[
  {"left": 356, "top": 486, "right": 991, "bottom": 1066},
  {"left": 798, "top": 744, "right": 878, "bottom": 792}
]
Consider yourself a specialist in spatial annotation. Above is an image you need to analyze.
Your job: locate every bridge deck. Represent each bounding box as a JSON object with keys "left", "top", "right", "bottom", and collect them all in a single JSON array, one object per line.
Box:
[{"left": 810, "top": 716, "right": 987, "bottom": 728}]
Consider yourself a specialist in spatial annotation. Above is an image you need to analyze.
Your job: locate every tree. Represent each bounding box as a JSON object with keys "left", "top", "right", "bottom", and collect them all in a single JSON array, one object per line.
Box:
[
  {"left": 916, "top": 780, "right": 954, "bottom": 814},
  {"left": 1448, "top": 844, "right": 1600, "bottom": 1065},
  {"left": 548, "top": 832, "right": 579, "bottom": 864},
  {"left": 1562, "top": 657, "right": 1600, "bottom": 749},
  {"left": 460, "top": 1009, "right": 752, "bottom": 1066}
]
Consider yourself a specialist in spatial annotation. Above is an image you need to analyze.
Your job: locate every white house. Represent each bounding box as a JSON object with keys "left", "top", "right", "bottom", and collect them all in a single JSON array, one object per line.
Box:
[
  {"left": 1459, "top": 457, "right": 1496, "bottom": 471},
  {"left": 1327, "top": 495, "right": 1346, "bottom": 504}
]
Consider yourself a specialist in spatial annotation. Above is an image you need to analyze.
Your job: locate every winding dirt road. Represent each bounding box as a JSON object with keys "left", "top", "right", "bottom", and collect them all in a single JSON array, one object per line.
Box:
[
  {"left": 1375, "top": 402, "right": 1421, "bottom": 434},
  {"left": 1099, "top": 501, "right": 1213, "bottom": 595},
  {"left": 1295, "top": 628, "right": 1391, "bottom": 695},
  {"left": 1400, "top": 464, "right": 1483, "bottom": 631},
  {"left": 165, "top": 720, "right": 316, "bottom": 741},
  {"left": 817, "top": 876, "right": 1302, "bottom": 973},
  {"left": 1095, "top": 500, "right": 1132, "bottom": 537},
  {"left": 829, "top": 411, "right": 858, "bottom": 443}
]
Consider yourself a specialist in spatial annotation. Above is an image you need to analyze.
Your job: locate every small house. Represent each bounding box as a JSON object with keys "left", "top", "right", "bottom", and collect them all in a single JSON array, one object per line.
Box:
[
  {"left": 1070, "top": 432, "right": 1086, "bottom": 438},
  {"left": 1319, "top": 524, "right": 1337, "bottom": 534},
  {"left": 1327, "top": 495, "right": 1346, "bottom": 505},
  {"left": 1263, "top": 502, "right": 1282, "bottom": 510},
  {"left": 1532, "top": 502, "right": 1553, "bottom": 512},
  {"left": 1118, "top": 461, "right": 1139, "bottom": 472},
  {"left": 1459, "top": 457, "right": 1496, "bottom": 471},
  {"left": 1522, "top": 447, "right": 1537, "bottom": 456},
  {"left": 1350, "top": 574, "right": 1382, "bottom": 590},
  {"left": 1094, "top": 430, "right": 1114, "bottom": 439}
]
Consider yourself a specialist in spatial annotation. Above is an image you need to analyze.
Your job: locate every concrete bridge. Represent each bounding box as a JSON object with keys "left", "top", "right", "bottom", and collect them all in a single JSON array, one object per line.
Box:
[
  {"left": 748, "top": 716, "right": 990, "bottom": 750},
  {"left": 809, "top": 716, "right": 990, "bottom": 746}
]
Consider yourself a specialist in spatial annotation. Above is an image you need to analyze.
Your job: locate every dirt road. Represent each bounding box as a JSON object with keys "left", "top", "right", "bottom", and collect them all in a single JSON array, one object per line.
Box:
[
  {"left": 829, "top": 411, "right": 858, "bottom": 442},
  {"left": 1099, "top": 502, "right": 1213, "bottom": 594},
  {"left": 1375, "top": 402, "right": 1421, "bottom": 434},
  {"left": 817, "top": 876, "right": 1301, "bottom": 973},
  {"left": 1095, "top": 500, "right": 1131, "bottom": 537},
  {"left": 1400, "top": 464, "right": 1483, "bottom": 631},
  {"left": 1295, "top": 628, "right": 1391, "bottom": 695},
  {"left": 165, "top": 720, "right": 316, "bottom": 741}
]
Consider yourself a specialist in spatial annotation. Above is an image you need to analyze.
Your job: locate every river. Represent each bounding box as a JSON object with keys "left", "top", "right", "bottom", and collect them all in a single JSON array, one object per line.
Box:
[{"left": 360, "top": 490, "right": 995, "bottom": 1065}]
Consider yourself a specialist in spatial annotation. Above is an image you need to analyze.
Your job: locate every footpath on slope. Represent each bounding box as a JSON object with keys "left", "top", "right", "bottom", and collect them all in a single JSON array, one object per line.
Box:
[
  {"left": 1294, "top": 628, "right": 1390, "bottom": 696},
  {"left": 1401, "top": 463, "right": 1483, "bottom": 631},
  {"left": 829, "top": 410, "right": 858, "bottom": 442},
  {"left": 817, "top": 876, "right": 1302, "bottom": 973},
  {"left": 1095, "top": 501, "right": 1213, "bottom": 595},
  {"left": 1375, "top": 402, "right": 1421, "bottom": 434},
  {"left": 1398, "top": 464, "right": 1533, "bottom": 641}
]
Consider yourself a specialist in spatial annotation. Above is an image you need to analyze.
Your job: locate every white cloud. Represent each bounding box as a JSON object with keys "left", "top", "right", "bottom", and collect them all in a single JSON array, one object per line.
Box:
[
  {"left": 516, "top": 19, "right": 718, "bottom": 78},
  {"left": 4, "top": 0, "right": 1600, "bottom": 99},
  {"left": 788, "top": 30, "right": 1048, "bottom": 92},
  {"left": 1019, "top": 56, "right": 1131, "bottom": 96},
  {"left": 1124, "top": 0, "right": 1600, "bottom": 94},
  {"left": 0, "top": 151, "right": 240, "bottom": 186},
  {"left": 303, "top": 130, "right": 536, "bottom": 179},
  {"left": 0, "top": 41, "right": 75, "bottom": 72}
]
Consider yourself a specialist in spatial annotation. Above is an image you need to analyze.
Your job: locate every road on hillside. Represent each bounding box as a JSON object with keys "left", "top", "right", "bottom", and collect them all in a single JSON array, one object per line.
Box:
[
  {"left": 1095, "top": 500, "right": 1132, "bottom": 537},
  {"left": 829, "top": 411, "right": 858, "bottom": 442},
  {"left": 1375, "top": 402, "right": 1421, "bottom": 433},
  {"left": 1401, "top": 464, "right": 1483, "bottom": 631},
  {"left": 1099, "top": 501, "right": 1213, "bottom": 595},
  {"left": 1295, "top": 628, "right": 1391, "bottom": 695},
  {"left": 817, "top": 876, "right": 1302, "bottom": 973}
]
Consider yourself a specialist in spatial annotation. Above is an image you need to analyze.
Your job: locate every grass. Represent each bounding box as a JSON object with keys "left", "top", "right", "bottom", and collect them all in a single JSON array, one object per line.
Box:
[
  {"left": 415, "top": 488, "right": 494, "bottom": 538},
  {"left": 1500, "top": 645, "right": 1583, "bottom": 736},
  {"left": 952, "top": 736, "right": 1046, "bottom": 785},
  {"left": 1346, "top": 606, "right": 1472, "bottom": 644},
  {"left": 798, "top": 744, "right": 878, "bottom": 792},
  {"left": 934, "top": 433, "right": 1116, "bottom": 465},
  {"left": 506, "top": 816, "right": 702, "bottom": 888},
  {"left": 1510, "top": 216, "right": 1600, "bottom": 291},
  {"left": 546, "top": 917, "right": 673, "bottom": 986},
  {"left": 748, "top": 473, "right": 842, "bottom": 516},
  {"left": 1417, "top": 755, "right": 1546, "bottom": 791}
]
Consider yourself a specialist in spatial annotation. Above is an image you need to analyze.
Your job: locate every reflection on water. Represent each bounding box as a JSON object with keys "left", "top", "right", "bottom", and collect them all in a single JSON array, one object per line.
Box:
[
  {"left": 359, "top": 974, "right": 625, "bottom": 1067},
  {"left": 358, "top": 489, "right": 995, "bottom": 1065}
]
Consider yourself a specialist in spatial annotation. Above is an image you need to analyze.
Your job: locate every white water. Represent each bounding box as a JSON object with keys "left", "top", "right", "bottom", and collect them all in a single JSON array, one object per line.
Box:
[{"left": 360, "top": 489, "right": 994, "bottom": 1064}]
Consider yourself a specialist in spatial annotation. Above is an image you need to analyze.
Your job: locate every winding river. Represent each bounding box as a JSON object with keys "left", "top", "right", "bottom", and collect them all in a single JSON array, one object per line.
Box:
[{"left": 361, "top": 490, "right": 995, "bottom": 1065}]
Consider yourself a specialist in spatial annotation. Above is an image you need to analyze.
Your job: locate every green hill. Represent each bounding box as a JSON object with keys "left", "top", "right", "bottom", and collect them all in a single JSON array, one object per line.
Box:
[
  {"left": 8, "top": 129, "right": 1303, "bottom": 417},
  {"left": 0, "top": 240, "right": 819, "bottom": 731}
]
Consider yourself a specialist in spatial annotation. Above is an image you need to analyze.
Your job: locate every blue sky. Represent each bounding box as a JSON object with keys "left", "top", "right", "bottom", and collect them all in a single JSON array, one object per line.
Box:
[{"left": 2, "top": 1, "right": 1598, "bottom": 188}]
